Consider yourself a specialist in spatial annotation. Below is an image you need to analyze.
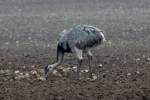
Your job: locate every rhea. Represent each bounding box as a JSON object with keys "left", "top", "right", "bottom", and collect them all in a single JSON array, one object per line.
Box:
[{"left": 45, "top": 25, "right": 106, "bottom": 79}]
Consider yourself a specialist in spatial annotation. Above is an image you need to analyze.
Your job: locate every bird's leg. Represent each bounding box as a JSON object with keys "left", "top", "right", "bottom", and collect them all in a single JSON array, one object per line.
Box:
[
  {"left": 74, "top": 47, "right": 83, "bottom": 79},
  {"left": 77, "top": 58, "right": 82, "bottom": 79},
  {"left": 87, "top": 50, "right": 93, "bottom": 78}
]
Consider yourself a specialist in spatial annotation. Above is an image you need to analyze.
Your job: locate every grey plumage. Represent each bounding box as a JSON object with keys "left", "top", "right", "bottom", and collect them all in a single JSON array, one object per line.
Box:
[{"left": 45, "top": 25, "right": 106, "bottom": 79}]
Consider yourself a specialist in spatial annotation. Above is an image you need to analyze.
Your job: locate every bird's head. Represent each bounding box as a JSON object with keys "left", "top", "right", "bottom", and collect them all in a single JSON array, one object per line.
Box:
[{"left": 44, "top": 65, "right": 54, "bottom": 79}]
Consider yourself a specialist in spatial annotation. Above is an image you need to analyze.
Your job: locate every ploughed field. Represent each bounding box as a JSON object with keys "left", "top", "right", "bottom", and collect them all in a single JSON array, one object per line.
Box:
[{"left": 0, "top": 0, "right": 150, "bottom": 100}]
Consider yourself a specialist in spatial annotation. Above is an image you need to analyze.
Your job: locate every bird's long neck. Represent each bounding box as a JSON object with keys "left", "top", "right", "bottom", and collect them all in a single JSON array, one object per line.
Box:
[
  {"left": 50, "top": 47, "right": 64, "bottom": 69},
  {"left": 51, "top": 52, "right": 63, "bottom": 68}
]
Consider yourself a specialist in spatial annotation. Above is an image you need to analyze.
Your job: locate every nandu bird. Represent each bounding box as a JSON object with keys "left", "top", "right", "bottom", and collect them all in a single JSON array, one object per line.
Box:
[{"left": 45, "top": 25, "right": 106, "bottom": 79}]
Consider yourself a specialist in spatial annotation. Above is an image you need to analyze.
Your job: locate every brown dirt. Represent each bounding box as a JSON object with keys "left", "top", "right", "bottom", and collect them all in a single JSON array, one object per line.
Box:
[{"left": 0, "top": 47, "right": 150, "bottom": 100}]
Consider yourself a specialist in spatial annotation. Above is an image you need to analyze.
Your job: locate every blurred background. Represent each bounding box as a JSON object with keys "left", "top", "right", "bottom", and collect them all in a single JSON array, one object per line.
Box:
[{"left": 0, "top": 0, "right": 150, "bottom": 56}]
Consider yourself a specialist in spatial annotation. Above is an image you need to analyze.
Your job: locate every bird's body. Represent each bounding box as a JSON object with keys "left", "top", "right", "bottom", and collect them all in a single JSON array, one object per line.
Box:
[
  {"left": 58, "top": 25, "right": 105, "bottom": 53},
  {"left": 45, "top": 25, "right": 106, "bottom": 79}
]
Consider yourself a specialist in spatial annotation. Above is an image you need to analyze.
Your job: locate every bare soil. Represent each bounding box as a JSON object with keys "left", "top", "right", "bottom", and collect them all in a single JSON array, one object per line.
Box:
[{"left": 0, "top": 47, "right": 150, "bottom": 100}]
